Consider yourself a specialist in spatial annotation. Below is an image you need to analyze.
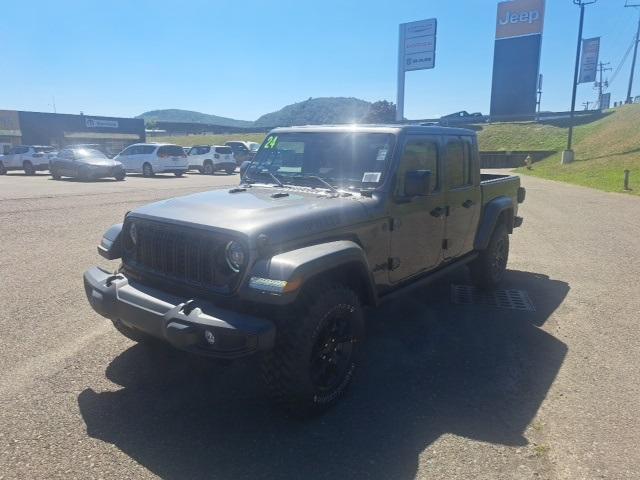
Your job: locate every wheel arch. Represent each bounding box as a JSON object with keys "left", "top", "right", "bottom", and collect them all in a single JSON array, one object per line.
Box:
[{"left": 474, "top": 196, "right": 514, "bottom": 250}]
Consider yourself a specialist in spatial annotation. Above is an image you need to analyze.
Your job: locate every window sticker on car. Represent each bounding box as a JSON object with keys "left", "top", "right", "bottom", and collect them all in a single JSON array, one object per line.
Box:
[
  {"left": 264, "top": 136, "right": 278, "bottom": 149},
  {"left": 362, "top": 172, "right": 382, "bottom": 183},
  {"left": 376, "top": 149, "right": 388, "bottom": 161}
]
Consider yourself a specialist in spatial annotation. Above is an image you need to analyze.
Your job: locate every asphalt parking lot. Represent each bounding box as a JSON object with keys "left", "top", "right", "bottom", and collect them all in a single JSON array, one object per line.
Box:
[{"left": 0, "top": 170, "right": 639, "bottom": 480}]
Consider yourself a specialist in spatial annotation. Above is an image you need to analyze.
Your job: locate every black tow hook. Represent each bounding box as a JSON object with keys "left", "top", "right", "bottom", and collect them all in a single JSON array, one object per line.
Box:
[
  {"left": 181, "top": 299, "right": 197, "bottom": 315},
  {"left": 105, "top": 274, "right": 125, "bottom": 287}
]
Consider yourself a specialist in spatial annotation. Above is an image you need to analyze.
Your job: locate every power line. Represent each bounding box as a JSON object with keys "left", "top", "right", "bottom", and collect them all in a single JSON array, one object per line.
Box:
[{"left": 610, "top": 37, "right": 636, "bottom": 86}]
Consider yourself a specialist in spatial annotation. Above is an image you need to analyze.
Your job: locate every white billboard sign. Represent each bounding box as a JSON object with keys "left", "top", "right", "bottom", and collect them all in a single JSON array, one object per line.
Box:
[
  {"left": 399, "top": 18, "right": 437, "bottom": 72},
  {"left": 579, "top": 37, "right": 600, "bottom": 84}
]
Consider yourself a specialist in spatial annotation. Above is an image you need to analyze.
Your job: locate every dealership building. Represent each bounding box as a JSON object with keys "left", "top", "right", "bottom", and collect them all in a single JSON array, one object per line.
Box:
[{"left": 0, "top": 110, "right": 145, "bottom": 155}]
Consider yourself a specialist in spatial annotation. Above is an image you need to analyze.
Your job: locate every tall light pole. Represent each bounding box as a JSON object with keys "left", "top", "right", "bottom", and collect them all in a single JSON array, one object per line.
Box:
[
  {"left": 563, "top": 0, "right": 597, "bottom": 165},
  {"left": 625, "top": 1, "right": 640, "bottom": 104}
]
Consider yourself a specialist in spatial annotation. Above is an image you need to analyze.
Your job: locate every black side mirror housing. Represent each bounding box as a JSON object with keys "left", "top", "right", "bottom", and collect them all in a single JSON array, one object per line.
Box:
[{"left": 404, "top": 170, "right": 433, "bottom": 196}]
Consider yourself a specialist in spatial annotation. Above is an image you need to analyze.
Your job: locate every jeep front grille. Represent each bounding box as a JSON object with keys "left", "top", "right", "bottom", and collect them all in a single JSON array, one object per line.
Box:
[{"left": 123, "top": 219, "right": 240, "bottom": 293}]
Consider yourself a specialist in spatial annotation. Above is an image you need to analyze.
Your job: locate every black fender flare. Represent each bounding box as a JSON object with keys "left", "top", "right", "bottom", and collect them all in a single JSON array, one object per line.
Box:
[
  {"left": 97, "top": 223, "right": 123, "bottom": 259},
  {"left": 240, "top": 240, "right": 377, "bottom": 305},
  {"left": 474, "top": 196, "right": 514, "bottom": 250}
]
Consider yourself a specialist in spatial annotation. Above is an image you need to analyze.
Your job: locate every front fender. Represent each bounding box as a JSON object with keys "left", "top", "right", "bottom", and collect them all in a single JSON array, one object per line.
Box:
[
  {"left": 474, "top": 196, "right": 514, "bottom": 250},
  {"left": 97, "top": 223, "right": 123, "bottom": 260},
  {"left": 240, "top": 240, "right": 376, "bottom": 305}
]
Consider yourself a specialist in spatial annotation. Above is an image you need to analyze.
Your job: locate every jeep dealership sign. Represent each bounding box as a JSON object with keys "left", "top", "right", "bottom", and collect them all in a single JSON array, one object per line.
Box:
[{"left": 490, "top": 0, "right": 546, "bottom": 117}]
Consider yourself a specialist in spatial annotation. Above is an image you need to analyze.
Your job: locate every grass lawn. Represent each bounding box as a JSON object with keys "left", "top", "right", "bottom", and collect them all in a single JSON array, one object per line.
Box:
[{"left": 477, "top": 105, "right": 640, "bottom": 196}]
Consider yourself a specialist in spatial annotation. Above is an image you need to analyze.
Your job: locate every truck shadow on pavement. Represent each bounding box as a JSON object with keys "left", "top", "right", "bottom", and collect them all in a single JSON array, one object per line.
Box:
[{"left": 78, "top": 269, "right": 569, "bottom": 480}]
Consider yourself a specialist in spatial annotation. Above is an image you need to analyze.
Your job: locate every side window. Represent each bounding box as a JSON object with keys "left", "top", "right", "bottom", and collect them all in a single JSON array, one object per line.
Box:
[
  {"left": 396, "top": 138, "right": 439, "bottom": 195},
  {"left": 141, "top": 146, "right": 156, "bottom": 154},
  {"left": 446, "top": 139, "right": 472, "bottom": 188}
]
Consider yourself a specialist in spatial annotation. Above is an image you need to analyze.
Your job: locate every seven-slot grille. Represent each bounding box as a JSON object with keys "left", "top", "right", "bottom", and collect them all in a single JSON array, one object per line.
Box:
[{"left": 123, "top": 219, "right": 239, "bottom": 291}]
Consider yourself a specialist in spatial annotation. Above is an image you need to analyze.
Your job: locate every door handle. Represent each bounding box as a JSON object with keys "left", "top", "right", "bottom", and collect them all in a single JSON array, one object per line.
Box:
[
  {"left": 462, "top": 199, "right": 475, "bottom": 208},
  {"left": 430, "top": 206, "right": 445, "bottom": 218}
]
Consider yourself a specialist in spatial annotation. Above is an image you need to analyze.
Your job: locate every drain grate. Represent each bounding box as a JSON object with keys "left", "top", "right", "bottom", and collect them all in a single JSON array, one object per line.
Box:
[{"left": 451, "top": 285, "right": 536, "bottom": 312}]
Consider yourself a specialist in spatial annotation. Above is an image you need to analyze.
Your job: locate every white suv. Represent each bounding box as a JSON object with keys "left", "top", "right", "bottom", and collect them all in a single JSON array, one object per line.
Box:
[
  {"left": 114, "top": 143, "right": 188, "bottom": 177},
  {"left": 0, "top": 145, "right": 56, "bottom": 175},
  {"left": 187, "top": 145, "right": 236, "bottom": 175}
]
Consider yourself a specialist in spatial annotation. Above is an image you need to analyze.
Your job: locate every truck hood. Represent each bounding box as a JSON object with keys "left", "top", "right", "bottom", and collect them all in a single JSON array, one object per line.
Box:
[{"left": 131, "top": 186, "right": 378, "bottom": 245}]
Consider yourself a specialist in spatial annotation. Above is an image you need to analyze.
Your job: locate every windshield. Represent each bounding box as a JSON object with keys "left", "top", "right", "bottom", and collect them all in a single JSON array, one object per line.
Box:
[
  {"left": 74, "top": 148, "right": 107, "bottom": 159},
  {"left": 34, "top": 146, "right": 55, "bottom": 153},
  {"left": 247, "top": 132, "right": 395, "bottom": 189}
]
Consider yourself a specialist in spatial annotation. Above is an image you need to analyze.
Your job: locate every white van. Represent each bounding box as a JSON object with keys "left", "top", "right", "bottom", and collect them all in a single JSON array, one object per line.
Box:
[
  {"left": 114, "top": 143, "right": 188, "bottom": 177},
  {"left": 187, "top": 145, "right": 236, "bottom": 174}
]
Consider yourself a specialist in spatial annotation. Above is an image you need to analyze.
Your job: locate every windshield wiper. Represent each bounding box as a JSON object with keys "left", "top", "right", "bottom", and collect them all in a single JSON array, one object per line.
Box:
[
  {"left": 243, "top": 169, "right": 284, "bottom": 187},
  {"left": 290, "top": 175, "right": 339, "bottom": 195}
]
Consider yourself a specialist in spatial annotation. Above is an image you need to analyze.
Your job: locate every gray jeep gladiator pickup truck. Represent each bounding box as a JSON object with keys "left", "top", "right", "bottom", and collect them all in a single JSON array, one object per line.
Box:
[{"left": 84, "top": 124, "right": 525, "bottom": 414}]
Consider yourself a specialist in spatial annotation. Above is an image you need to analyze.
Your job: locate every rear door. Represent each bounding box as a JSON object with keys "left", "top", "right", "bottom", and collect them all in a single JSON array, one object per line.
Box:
[
  {"left": 388, "top": 135, "right": 446, "bottom": 283},
  {"left": 443, "top": 136, "right": 481, "bottom": 259},
  {"left": 117, "top": 145, "right": 137, "bottom": 171}
]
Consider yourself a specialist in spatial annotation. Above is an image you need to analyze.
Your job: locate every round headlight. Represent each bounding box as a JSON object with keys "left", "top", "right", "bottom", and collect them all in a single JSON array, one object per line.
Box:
[
  {"left": 225, "top": 241, "right": 245, "bottom": 272},
  {"left": 129, "top": 222, "right": 138, "bottom": 246}
]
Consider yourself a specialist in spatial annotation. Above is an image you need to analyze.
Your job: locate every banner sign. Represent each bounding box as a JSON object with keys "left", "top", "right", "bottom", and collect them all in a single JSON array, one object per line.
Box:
[
  {"left": 399, "top": 18, "right": 437, "bottom": 71},
  {"left": 85, "top": 118, "right": 119, "bottom": 128},
  {"left": 496, "top": 0, "right": 545, "bottom": 40},
  {"left": 579, "top": 37, "right": 600, "bottom": 84}
]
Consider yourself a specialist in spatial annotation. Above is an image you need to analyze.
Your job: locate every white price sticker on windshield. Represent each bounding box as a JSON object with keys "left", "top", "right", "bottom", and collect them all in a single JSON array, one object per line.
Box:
[
  {"left": 362, "top": 172, "right": 381, "bottom": 183},
  {"left": 376, "top": 149, "right": 388, "bottom": 161}
]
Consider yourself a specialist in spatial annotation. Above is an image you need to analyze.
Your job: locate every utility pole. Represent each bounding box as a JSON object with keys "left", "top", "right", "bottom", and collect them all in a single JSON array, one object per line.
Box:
[
  {"left": 594, "top": 61, "right": 611, "bottom": 108},
  {"left": 563, "top": 0, "right": 597, "bottom": 165},
  {"left": 625, "top": 1, "right": 640, "bottom": 104}
]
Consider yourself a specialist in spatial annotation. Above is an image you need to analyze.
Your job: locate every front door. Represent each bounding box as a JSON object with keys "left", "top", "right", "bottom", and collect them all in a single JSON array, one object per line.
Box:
[
  {"left": 389, "top": 135, "right": 446, "bottom": 283},
  {"left": 443, "top": 136, "right": 481, "bottom": 259}
]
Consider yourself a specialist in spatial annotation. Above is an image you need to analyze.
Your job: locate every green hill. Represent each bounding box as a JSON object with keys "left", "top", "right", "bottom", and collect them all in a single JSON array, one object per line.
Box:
[
  {"left": 137, "top": 109, "right": 253, "bottom": 128},
  {"left": 477, "top": 105, "right": 640, "bottom": 195},
  {"left": 254, "top": 97, "right": 372, "bottom": 127}
]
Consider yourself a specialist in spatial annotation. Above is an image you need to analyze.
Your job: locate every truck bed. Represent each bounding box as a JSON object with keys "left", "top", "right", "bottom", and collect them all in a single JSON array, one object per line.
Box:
[{"left": 480, "top": 173, "right": 521, "bottom": 207}]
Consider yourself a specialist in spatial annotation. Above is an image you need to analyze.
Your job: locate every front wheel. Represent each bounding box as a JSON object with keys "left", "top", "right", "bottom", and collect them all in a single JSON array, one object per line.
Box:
[
  {"left": 0, "top": 162, "right": 6, "bottom": 175},
  {"left": 469, "top": 223, "right": 509, "bottom": 289},
  {"left": 51, "top": 170, "right": 61, "bottom": 180},
  {"left": 114, "top": 171, "right": 126, "bottom": 181},
  {"left": 225, "top": 167, "right": 236, "bottom": 175},
  {"left": 174, "top": 171, "right": 184, "bottom": 177},
  {"left": 202, "top": 161, "right": 214, "bottom": 175},
  {"left": 262, "top": 283, "right": 364, "bottom": 416}
]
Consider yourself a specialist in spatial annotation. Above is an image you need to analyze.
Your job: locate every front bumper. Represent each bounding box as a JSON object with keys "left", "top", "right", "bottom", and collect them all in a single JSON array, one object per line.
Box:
[{"left": 83, "top": 267, "right": 275, "bottom": 359}]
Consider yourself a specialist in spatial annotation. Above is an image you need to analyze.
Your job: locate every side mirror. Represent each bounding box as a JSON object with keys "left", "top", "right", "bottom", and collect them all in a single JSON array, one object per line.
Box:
[{"left": 404, "top": 170, "right": 433, "bottom": 197}]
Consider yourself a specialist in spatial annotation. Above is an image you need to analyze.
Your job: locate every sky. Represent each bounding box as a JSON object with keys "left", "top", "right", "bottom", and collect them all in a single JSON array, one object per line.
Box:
[{"left": 1, "top": 0, "right": 638, "bottom": 121}]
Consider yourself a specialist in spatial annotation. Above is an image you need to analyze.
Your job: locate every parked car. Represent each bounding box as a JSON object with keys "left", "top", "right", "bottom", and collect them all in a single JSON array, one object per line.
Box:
[
  {"left": 182, "top": 147, "right": 190, "bottom": 155},
  {"left": 225, "top": 141, "right": 254, "bottom": 165},
  {"left": 187, "top": 145, "right": 236, "bottom": 175},
  {"left": 114, "top": 143, "right": 188, "bottom": 177},
  {"left": 67, "top": 143, "right": 116, "bottom": 158},
  {"left": 50, "top": 147, "right": 126, "bottom": 181},
  {"left": 0, "top": 145, "right": 56, "bottom": 175},
  {"left": 439, "top": 111, "right": 485, "bottom": 125},
  {"left": 84, "top": 124, "right": 525, "bottom": 415}
]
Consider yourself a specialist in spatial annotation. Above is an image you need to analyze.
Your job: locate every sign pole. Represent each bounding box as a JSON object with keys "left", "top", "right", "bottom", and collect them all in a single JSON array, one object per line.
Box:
[
  {"left": 396, "top": 24, "right": 405, "bottom": 122},
  {"left": 625, "top": 2, "right": 640, "bottom": 104}
]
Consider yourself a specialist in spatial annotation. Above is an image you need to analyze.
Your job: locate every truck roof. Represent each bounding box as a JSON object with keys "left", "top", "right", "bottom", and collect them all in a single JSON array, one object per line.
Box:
[{"left": 271, "top": 124, "right": 476, "bottom": 136}]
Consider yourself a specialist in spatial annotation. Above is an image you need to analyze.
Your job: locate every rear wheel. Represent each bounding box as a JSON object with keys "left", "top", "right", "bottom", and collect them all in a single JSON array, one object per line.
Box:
[
  {"left": 203, "top": 161, "right": 214, "bottom": 175},
  {"left": 23, "top": 161, "right": 36, "bottom": 176},
  {"left": 0, "top": 162, "right": 6, "bottom": 175},
  {"left": 51, "top": 170, "right": 61, "bottom": 180},
  {"left": 142, "top": 162, "right": 154, "bottom": 177},
  {"left": 262, "top": 282, "right": 364, "bottom": 416},
  {"left": 174, "top": 171, "right": 184, "bottom": 177},
  {"left": 226, "top": 167, "right": 236, "bottom": 175},
  {"left": 469, "top": 223, "right": 509, "bottom": 289}
]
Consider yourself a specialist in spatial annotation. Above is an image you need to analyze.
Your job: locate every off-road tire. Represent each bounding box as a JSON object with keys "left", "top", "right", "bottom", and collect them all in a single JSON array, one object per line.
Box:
[
  {"left": 262, "top": 282, "right": 364, "bottom": 416},
  {"left": 142, "top": 163, "right": 154, "bottom": 177},
  {"left": 469, "top": 223, "right": 509, "bottom": 290},
  {"left": 23, "top": 161, "right": 36, "bottom": 176},
  {"left": 203, "top": 161, "right": 214, "bottom": 175}
]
